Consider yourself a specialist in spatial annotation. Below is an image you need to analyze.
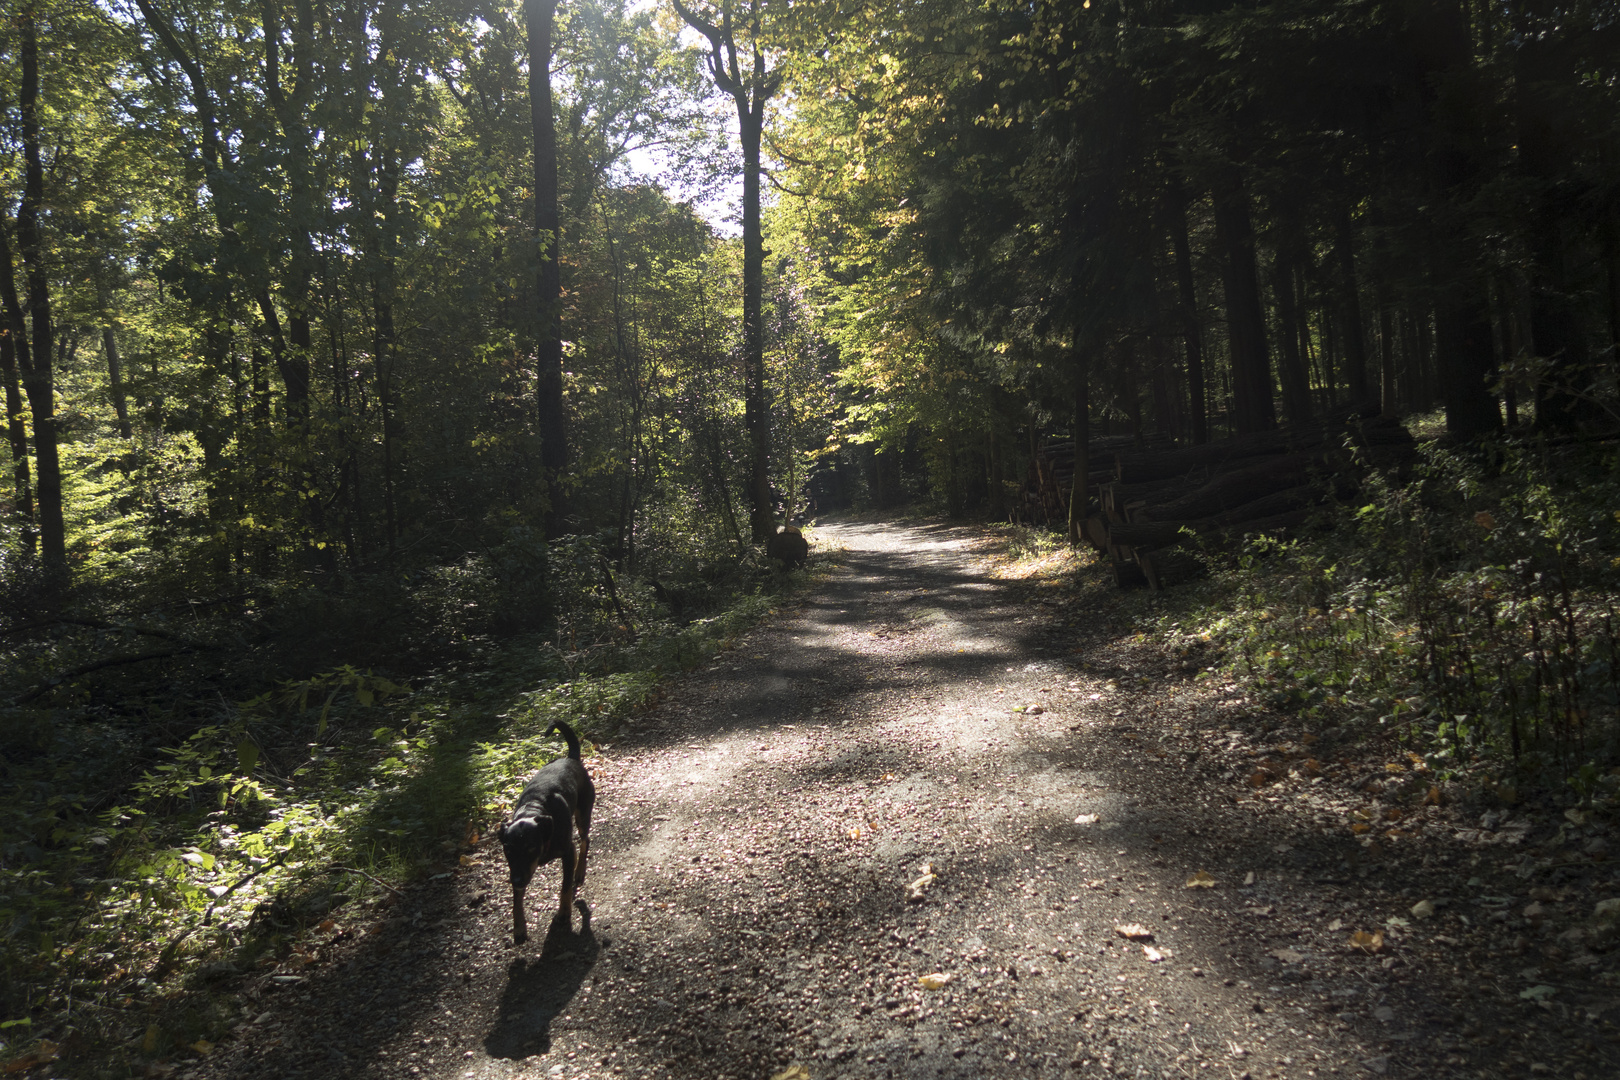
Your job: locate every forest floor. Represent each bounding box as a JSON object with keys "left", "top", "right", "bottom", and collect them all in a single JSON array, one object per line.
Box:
[{"left": 164, "top": 517, "right": 1620, "bottom": 1080}]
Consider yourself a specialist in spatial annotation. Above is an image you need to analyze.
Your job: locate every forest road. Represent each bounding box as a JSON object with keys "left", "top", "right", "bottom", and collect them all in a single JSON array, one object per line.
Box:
[{"left": 202, "top": 518, "right": 1483, "bottom": 1080}]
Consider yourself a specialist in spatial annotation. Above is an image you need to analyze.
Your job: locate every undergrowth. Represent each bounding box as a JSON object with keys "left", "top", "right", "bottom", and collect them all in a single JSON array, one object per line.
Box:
[
  {"left": 1127, "top": 438, "right": 1620, "bottom": 806},
  {"left": 0, "top": 535, "right": 830, "bottom": 1072}
]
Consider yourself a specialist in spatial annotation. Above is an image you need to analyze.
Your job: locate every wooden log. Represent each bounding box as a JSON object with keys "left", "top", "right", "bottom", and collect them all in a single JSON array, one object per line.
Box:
[
  {"left": 1139, "top": 454, "right": 1319, "bottom": 521},
  {"left": 1109, "top": 519, "right": 1197, "bottom": 550},
  {"left": 1138, "top": 547, "right": 1205, "bottom": 591},
  {"left": 1102, "top": 475, "right": 1198, "bottom": 514},
  {"left": 1111, "top": 557, "right": 1149, "bottom": 589},
  {"left": 1084, "top": 513, "right": 1111, "bottom": 551},
  {"left": 1214, "top": 508, "right": 1313, "bottom": 541},
  {"left": 1208, "top": 483, "right": 1334, "bottom": 527}
]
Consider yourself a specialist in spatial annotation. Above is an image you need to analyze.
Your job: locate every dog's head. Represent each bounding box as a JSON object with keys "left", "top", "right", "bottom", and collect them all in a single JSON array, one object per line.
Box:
[{"left": 498, "top": 815, "right": 552, "bottom": 890}]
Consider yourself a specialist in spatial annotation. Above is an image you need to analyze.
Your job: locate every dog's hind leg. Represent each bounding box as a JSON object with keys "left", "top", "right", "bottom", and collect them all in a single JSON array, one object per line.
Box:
[
  {"left": 554, "top": 839, "right": 577, "bottom": 925},
  {"left": 511, "top": 881, "right": 529, "bottom": 945},
  {"left": 574, "top": 797, "right": 592, "bottom": 885}
]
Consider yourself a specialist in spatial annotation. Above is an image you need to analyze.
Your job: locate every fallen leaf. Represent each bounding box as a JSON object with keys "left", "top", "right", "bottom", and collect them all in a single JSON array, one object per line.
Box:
[
  {"left": 1424, "top": 785, "right": 1442, "bottom": 806},
  {"left": 1115, "top": 923, "right": 1154, "bottom": 941},
  {"left": 1247, "top": 770, "right": 1273, "bottom": 788},
  {"left": 189, "top": 1040, "right": 213, "bottom": 1056},
  {"left": 1327, "top": 918, "right": 1343, "bottom": 932},
  {"left": 918, "top": 972, "right": 953, "bottom": 990},
  {"left": 1074, "top": 814, "right": 1099, "bottom": 825},
  {"left": 1410, "top": 900, "right": 1435, "bottom": 920},
  {"left": 1269, "top": 948, "right": 1304, "bottom": 964},
  {"left": 1243, "top": 871, "right": 1256, "bottom": 886},
  {"left": 1474, "top": 511, "right": 1495, "bottom": 530},
  {"left": 1565, "top": 808, "right": 1590, "bottom": 826},
  {"left": 906, "top": 864, "right": 936, "bottom": 902},
  {"left": 1350, "top": 823, "right": 1372, "bottom": 835},
  {"left": 771, "top": 1065, "right": 812, "bottom": 1080},
  {"left": 1384, "top": 762, "right": 1406, "bottom": 774},
  {"left": 1143, "top": 945, "right": 1167, "bottom": 962},
  {"left": 1184, "top": 870, "right": 1217, "bottom": 889},
  {"left": 1349, "top": 930, "right": 1385, "bottom": 954},
  {"left": 142, "top": 1026, "right": 161, "bottom": 1054},
  {"left": 458, "top": 855, "right": 479, "bottom": 867},
  {"left": 1518, "top": 984, "right": 1557, "bottom": 1001},
  {"left": 3, "top": 1042, "right": 58, "bottom": 1074}
]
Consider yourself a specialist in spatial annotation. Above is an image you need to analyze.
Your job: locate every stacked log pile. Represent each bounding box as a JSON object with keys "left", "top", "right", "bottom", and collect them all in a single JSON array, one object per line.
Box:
[
  {"left": 1074, "top": 413, "right": 1417, "bottom": 589},
  {"left": 1026, "top": 433, "right": 1173, "bottom": 523}
]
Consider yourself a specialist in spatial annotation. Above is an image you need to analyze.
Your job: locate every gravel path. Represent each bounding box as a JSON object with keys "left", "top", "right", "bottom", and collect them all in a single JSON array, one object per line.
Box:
[{"left": 191, "top": 518, "right": 1619, "bottom": 1080}]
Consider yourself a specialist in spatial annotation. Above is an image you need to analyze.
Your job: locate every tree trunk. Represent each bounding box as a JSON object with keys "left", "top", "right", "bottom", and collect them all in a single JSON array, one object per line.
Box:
[
  {"left": 1166, "top": 176, "right": 1208, "bottom": 444},
  {"left": 1272, "top": 239, "right": 1315, "bottom": 425},
  {"left": 101, "top": 317, "right": 134, "bottom": 441},
  {"left": 1211, "top": 167, "right": 1275, "bottom": 433},
  {"left": 1410, "top": 0, "right": 1500, "bottom": 438},
  {"left": 0, "top": 330, "right": 34, "bottom": 553},
  {"left": 1067, "top": 352, "right": 1090, "bottom": 545},
  {"left": 673, "top": 0, "right": 782, "bottom": 544},
  {"left": 14, "top": 5, "right": 66, "bottom": 574},
  {"left": 1333, "top": 207, "right": 1371, "bottom": 406},
  {"left": 528, "top": 0, "right": 568, "bottom": 536}
]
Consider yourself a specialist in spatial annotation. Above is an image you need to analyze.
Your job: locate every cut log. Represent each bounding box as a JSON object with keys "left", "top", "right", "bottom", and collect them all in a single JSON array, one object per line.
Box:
[
  {"left": 1108, "top": 519, "right": 1198, "bottom": 550},
  {"left": 1208, "top": 483, "right": 1335, "bottom": 528},
  {"left": 1084, "top": 513, "right": 1111, "bottom": 551},
  {"left": 1138, "top": 547, "right": 1205, "bottom": 591},
  {"left": 1139, "top": 454, "right": 1320, "bottom": 521},
  {"left": 1214, "top": 508, "right": 1313, "bottom": 541},
  {"left": 1111, "top": 557, "right": 1149, "bottom": 589}
]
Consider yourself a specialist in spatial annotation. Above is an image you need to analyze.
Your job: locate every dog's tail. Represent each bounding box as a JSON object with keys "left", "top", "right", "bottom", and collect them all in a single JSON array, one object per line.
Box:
[{"left": 546, "top": 720, "right": 583, "bottom": 760}]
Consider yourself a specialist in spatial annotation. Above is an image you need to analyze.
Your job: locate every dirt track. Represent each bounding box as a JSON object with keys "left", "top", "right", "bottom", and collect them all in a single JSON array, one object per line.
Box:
[{"left": 189, "top": 518, "right": 1619, "bottom": 1080}]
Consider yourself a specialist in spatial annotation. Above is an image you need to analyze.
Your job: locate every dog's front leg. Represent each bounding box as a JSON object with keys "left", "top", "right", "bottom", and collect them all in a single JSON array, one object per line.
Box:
[{"left": 512, "top": 881, "right": 530, "bottom": 945}]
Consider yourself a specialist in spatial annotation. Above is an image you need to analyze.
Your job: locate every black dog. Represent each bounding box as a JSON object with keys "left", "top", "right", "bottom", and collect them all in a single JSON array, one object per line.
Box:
[{"left": 498, "top": 720, "right": 595, "bottom": 943}]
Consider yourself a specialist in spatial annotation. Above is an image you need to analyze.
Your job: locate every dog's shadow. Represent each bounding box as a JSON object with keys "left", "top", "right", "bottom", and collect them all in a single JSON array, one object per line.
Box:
[{"left": 483, "top": 902, "right": 601, "bottom": 1061}]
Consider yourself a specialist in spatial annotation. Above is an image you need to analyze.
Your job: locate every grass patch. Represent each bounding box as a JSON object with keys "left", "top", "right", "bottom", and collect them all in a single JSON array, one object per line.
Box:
[{"left": 0, "top": 554, "right": 825, "bottom": 1071}]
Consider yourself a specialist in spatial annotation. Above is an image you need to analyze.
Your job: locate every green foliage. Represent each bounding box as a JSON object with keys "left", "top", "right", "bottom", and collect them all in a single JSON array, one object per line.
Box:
[{"left": 1152, "top": 440, "right": 1620, "bottom": 792}]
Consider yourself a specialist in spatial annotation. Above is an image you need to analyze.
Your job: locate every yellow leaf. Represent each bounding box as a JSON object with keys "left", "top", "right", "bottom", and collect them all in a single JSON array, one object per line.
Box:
[
  {"left": 1349, "top": 930, "right": 1385, "bottom": 953},
  {"left": 1185, "top": 871, "right": 1217, "bottom": 889},
  {"left": 1424, "top": 785, "right": 1442, "bottom": 806},
  {"left": 918, "top": 972, "right": 953, "bottom": 990},
  {"left": 771, "top": 1066, "right": 812, "bottom": 1080},
  {"left": 190, "top": 1040, "right": 213, "bottom": 1055},
  {"left": 459, "top": 855, "right": 479, "bottom": 866},
  {"left": 1350, "top": 823, "right": 1371, "bottom": 835}
]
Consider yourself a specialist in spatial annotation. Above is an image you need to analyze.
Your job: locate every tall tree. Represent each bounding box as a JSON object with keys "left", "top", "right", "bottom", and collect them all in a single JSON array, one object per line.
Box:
[
  {"left": 528, "top": 0, "right": 568, "bottom": 536},
  {"left": 672, "top": 0, "right": 781, "bottom": 544},
  {"left": 9, "top": 2, "right": 67, "bottom": 573}
]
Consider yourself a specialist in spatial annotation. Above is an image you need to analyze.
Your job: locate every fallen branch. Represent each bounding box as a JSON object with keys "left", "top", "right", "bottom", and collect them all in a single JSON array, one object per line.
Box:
[{"left": 13, "top": 648, "right": 192, "bottom": 705}]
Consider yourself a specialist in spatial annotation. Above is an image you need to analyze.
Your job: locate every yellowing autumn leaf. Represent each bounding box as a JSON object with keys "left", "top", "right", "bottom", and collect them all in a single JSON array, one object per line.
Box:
[
  {"left": 1350, "top": 823, "right": 1371, "bottom": 835},
  {"left": 1424, "top": 785, "right": 1442, "bottom": 806},
  {"left": 918, "top": 972, "right": 953, "bottom": 990},
  {"left": 1185, "top": 870, "right": 1217, "bottom": 889},
  {"left": 771, "top": 1066, "right": 812, "bottom": 1080},
  {"left": 190, "top": 1039, "right": 214, "bottom": 1055},
  {"left": 459, "top": 855, "right": 479, "bottom": 866},
  {"left": 1349, "top": 930, "right": 1385, "bottom": 953}
]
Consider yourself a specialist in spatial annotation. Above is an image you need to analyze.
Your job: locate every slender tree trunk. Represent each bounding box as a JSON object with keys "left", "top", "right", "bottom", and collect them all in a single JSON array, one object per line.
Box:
[
  {"left": 1411, "top": 0, "right": 1500, "bottom": 438},
  {"left": 1067, "top": 352, "right": 1089, "bottom": 546},
  {"left": 1272, "top": 240, "right": 1315, "bottom": 424},
  {"left": 101, "top": 322, "right": 134, "bottom": 441},
  {"left": 1211, "top": 167, "right": 1275, "bottom": 433},
  {"left": 0, "top": 331, "right": 34, "bottom": 553},
  {"left": 674, "top": 0, "right": 781, "bottom": 543},
  {"left": 1166, "top": 176, "right": 1207, "bottom": 444},
  {"left": 15, "top": 6, "right": 66, "bottom": 574},
  {"left": 527, "top": 0, "right": 568, "bottom": 536},
  {"left": 1333, "top": 208, "right": 1371, "bottom": 406}
]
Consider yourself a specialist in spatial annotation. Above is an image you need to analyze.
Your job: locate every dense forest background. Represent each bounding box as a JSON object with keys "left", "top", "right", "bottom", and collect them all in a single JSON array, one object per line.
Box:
[{"left": 4, "top": 0, "right": 1620, "bottom": 1066}]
